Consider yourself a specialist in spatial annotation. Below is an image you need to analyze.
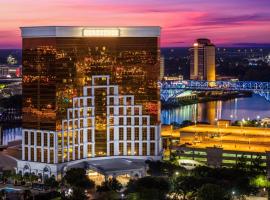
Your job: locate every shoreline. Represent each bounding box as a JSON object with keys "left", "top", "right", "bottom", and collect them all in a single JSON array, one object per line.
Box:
[{"left": 161, "top": 91, "right": 252, "bottom": 108}]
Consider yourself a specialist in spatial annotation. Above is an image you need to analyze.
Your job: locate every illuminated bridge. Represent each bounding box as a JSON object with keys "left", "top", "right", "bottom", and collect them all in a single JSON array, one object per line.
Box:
[{"left": 160, "top": 80, "right": 270, "bottom": 102}]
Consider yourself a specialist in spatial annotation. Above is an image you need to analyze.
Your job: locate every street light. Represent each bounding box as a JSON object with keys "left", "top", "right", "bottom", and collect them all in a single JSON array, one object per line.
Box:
[
  {"left": 121, "top": 193, "right": 125, "bottom": 199},
  {"left": 175, "top": 171, "right": 179, "bottom": 176}
]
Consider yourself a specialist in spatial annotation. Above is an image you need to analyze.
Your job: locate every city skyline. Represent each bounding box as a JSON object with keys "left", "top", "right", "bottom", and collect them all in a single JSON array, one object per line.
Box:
[{"left": 0, "top": 0, "right": 270, "bottom": 48}]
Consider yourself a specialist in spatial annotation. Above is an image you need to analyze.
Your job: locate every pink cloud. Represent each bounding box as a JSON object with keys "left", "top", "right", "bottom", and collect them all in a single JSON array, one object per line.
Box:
[{"left": 0, "top": 0, "right": 269, "bottom": 48}]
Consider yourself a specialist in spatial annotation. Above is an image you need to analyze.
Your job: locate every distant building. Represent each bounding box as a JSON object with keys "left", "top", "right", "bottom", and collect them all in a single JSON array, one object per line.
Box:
[
  {"left": 190, "top": 38, "right": 216, "bottom": 81},
  {"left": 0, "top": 66, "right": 9, "bottom": 77},
  {"left": 160, "top": 56, "right": 165, "bottom": 80},
  {"left": 17, "top": 26, "right": 162, "bottom": 179}
]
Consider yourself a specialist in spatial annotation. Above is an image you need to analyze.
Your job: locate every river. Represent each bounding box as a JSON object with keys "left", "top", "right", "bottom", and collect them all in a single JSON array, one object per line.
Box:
[{"left": 161, "top": 94, "right": 270, "bottom": 125}]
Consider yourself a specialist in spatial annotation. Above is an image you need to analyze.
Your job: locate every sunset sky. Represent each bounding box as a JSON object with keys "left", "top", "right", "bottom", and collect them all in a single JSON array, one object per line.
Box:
[{"left": 1, "top": 0, "right": 270, "bottom": 48}]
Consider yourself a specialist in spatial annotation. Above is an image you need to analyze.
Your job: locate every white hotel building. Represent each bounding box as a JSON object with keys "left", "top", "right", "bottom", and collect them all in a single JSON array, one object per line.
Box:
[{"left": 17, "top": 26, "right": 162, "bottom": 179}]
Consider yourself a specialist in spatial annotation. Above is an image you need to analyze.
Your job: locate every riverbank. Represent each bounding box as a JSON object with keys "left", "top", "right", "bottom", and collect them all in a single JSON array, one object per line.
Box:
[{"left": 162, "top": 91, "right": 252, "bottom": 108}]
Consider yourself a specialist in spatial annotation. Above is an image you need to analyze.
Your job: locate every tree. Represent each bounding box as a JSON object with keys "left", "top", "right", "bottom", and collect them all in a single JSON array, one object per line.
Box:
[
  {"left": 97, "top": 178, "right": 122, "bottom": 192},
  {"left": 196, "top": 184, "right": 228, "bottom": 200},
  {"left": 126, "top": 176, "right": 170, "bottom": 200},
  {"left": 146, "top": 160, "right": 186, "bottom": 177},
  {"left": 250, "top": 155, "right": 265, "bottom": 174},
  {"left": 44, "top": 176, "right": 59, "bottom": 190},
  {"left": 64, "top": 168, "right": 95, "bottom": 190},
  {"left": 22, "top": 189, "right": 32, "bottom": 200},
  {"left": 63, "top": 168, "right": 95, "bottom": 200},
  {"left": 171, "top": 176, "right": 200, "bottom": 200},
  {"left": 0, "top": 190, "right": 7, "bottom": 200},
  {"left": 235, "top": 154, "right": 247, "bottom": 171}
]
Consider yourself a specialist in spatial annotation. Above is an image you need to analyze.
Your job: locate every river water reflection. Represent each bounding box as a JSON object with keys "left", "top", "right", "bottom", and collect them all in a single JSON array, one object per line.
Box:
[{"left": 161, "top": 95, "right": 270, "bottom": 125}]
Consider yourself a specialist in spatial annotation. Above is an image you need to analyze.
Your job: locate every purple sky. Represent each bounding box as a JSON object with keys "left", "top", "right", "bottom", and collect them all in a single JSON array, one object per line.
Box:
[{"left": 0, "top": 0, "right": 270, "bottom": 48}]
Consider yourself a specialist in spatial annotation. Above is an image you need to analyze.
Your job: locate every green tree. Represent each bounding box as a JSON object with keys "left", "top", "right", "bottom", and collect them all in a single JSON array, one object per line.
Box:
[
  {"left": 126, "top": 176, "right": 170, "bottom": 200},
  {"left": 171, "top": 176, "right": 200, "bottom": 200},
  {"left": 44, "top": 176, "right": 59, "bottom": 190},
  {"left": 97, "top": 178, "right": 122, "bottom": 192},
  {"left": 22, "top": 189, "right": 32, "bottom": 200},
  {"left": 250, "top": 155, "right": 265, "bottom": 174},
  {"left": 235, "top": 154, "right": 247, "bottom": 171},
  {"left": 0, "top": 190, "right": 7, "bottom": 200},
  {"left": 63, "top": 168, "right": 95, "bottom": 200},
  {"left": 197, "top": 184, "right": 228, "bottom": 200},
  {"left": 64, "top": 168, "right": 95, "bottom": 190}
]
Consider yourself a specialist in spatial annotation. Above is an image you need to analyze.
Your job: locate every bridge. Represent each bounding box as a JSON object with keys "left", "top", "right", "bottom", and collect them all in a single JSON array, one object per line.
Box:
[
  {"left": 160, "top": 80, "right": 270, "bottom": 102},
  {"left": 0, "top": 78, "right": 22, "bottom": 84}
]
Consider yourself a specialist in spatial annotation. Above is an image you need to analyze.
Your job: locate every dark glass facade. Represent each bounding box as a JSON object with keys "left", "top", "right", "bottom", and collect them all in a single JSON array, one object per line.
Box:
[{"left": 22, "top": 37, "right": 160, "bottom": 131}]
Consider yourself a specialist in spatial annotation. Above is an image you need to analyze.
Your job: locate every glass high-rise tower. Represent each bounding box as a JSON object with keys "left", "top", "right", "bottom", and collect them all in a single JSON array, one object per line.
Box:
[{"left": 17, "top": 26, "right": 162, "bottom": 179}]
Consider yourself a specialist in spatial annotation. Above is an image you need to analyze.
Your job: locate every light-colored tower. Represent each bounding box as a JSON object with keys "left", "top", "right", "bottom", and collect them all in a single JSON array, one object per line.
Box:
[{"left": 190, "top": 38, "right": 216, "bottom": 81}]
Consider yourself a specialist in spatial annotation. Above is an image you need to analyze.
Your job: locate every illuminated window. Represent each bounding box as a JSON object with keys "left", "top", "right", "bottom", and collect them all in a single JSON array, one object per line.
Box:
[
  {"left": 87, "top": 108, "right": 92, "bottom": 116},
  {"left": 80, "top": 146, "right": 83, "bottom": 159},
  {"left": 143, "top": 117, "right": 148, "bottom": 125},
  {"left": 80, "top": 119, "right": 83, "bottom": 128},
  {"left": 142, "top": 128, "right": 147, "bottom": 140},
  {"left": 127, "top": 117, "right": 131, "bottom": 125},
  {"left": 44, "top": 133, "right": 48, "bottom": 146},
  {"left": 119, "top": 117, "right": 124, "bottom": 125},
  {"left": 119, "top": 107, "right": 123, "bottom": 115},
  {"left": 110, "top": 143, "right": 114, "bottom": 156},
  {"left": 74, "top": 110, "right": 78, "bottom": 118},
  {"left": 31, "top": 132, "right": 34, "bottom": 145},
  {"left": 87, "top": 129, "right": 92, "bottom": 142},
  {"left": 74, "top": 120, "right": 78, "bottom": 129},
  {"left": 87, "top": 118, "right": 92, "bottom": 126},
  {"left": 88, "top": 144, "right": 92, "bottom": 157},
  {"left": 31, "top": 148, "right": 34, "bottom": 160},
  {"left": 110, "top": 87, "right": 114, "bottom": 94},
  {"left": 80, "top": 130, "right": 83, "bottom": 143},
  {"left": 80, "top": 108, "right": 83, "bottom": 117},
  {"left": 134, "top": 107, "right": 140, "bottom": 115},
  {"left": 150, "top": 128, "right": 155, "bottom": 140},
  {"left": 135, "top": 117, "right": 139, "bottom": 125},
  {"left": 127, "top": 107, "right": 132, "bottom": 115},
  {"left": 63, "top": 121, "right": 68, "bottom": 130},
  {"left": 150, "top": 143, "right": 155, "bottom": 155},
  {"left": 142, "top": 143, "right": 147, "bottom": 156},
  {"left": 126, "top": 97, "right": 132, "bottom": 105},
  {"left": 87, "top": 88, "right": 92, "bottom": 96},
  {"left": 134, "top": 143, "right": 139, "bottom": 155},
  {"left": 119, "top": 98, "right": 124, "bottom": 105},
  {"left": 135, "top": 128, "right": 139, "bottom": 140},
  {"left": 127, "top": 128, "right": 131, "bottom": 140},
  {"left": 50, "top": 134, "right": 54, "bottom": 147},
  {"left": 110, "top": 128, "right": 114, "bottom": 140},
  {"left": 24, "top": 132, "right": 28, "bottom": 145},
  {"left": 119, "top": 143, "right": 123, "bottom": 155},
  {"left": 44, "top": 149, "right": 48, "bottom": 163},
  {"left": 37, "top": 132, "right": 41, "bottom": 146},
  {"left": 110, "top": 117, "right": 114, "bottom": 125},
  {"left": 24, "top": 147, "right": 28, "bottom": 160},
  {"left": 87, "top": 98, "right": 92, "bottom": 106},
  {"left": 127, "top": 143, "right": 131, "bottom": 155},
  {"left": 37, "top": 148, "right": 41, "bottom": 162},
  {"left": 50, "top": 150, "right": 54, "bottom": 163},
  {"left": 109, "top": 97, "right": 114, "bottom": 105},
  {"left": 109, "top": 107, "right": 114, "bottom": 115},
  {"left": 119, "top": 128, "right": 124, "bottom": 140}
]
